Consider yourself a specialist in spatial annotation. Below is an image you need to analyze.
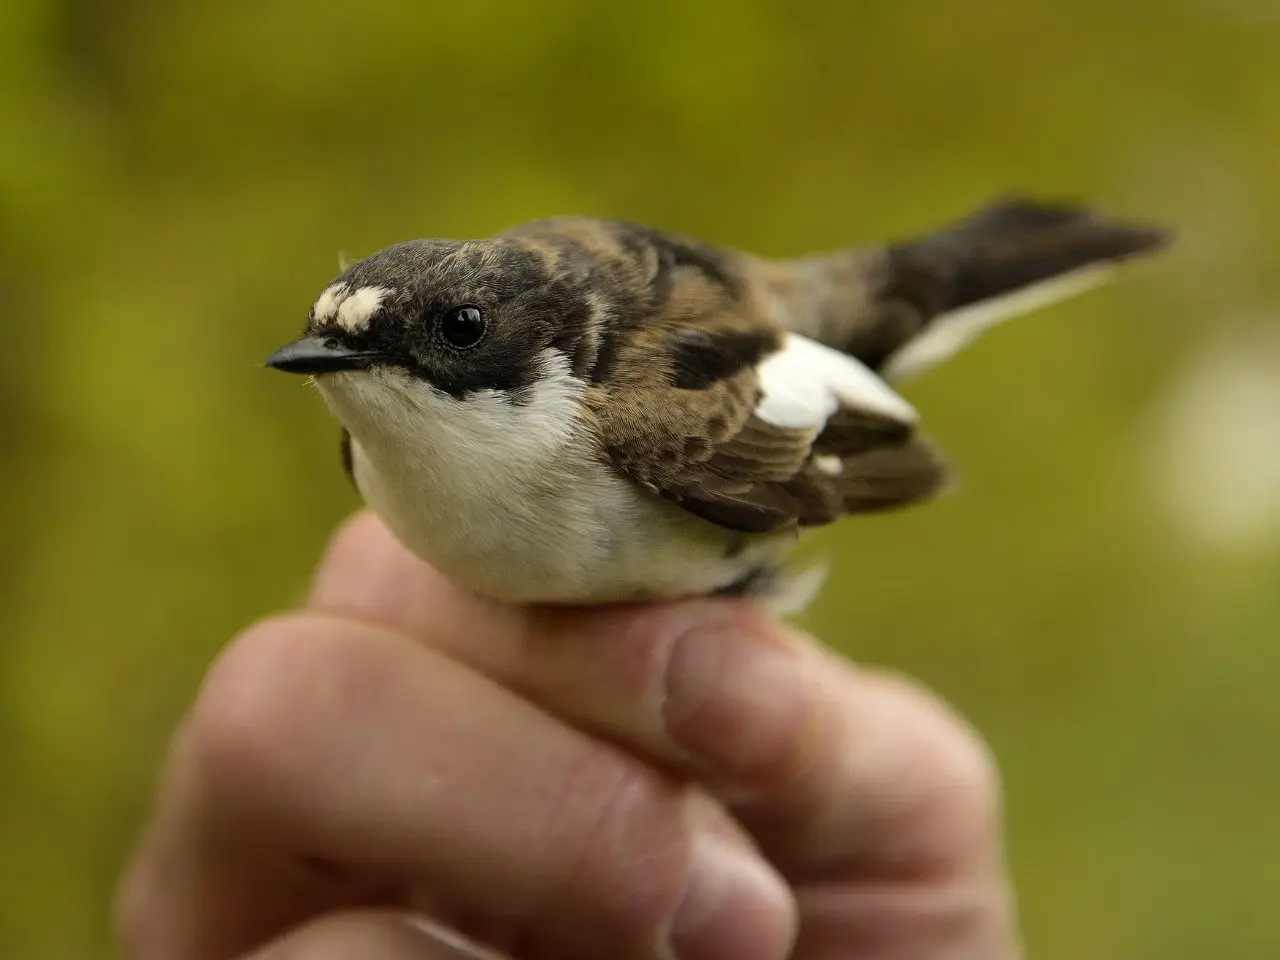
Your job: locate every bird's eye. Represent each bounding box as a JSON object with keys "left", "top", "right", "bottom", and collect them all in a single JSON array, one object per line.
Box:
[{"left": 438, "top": 305, "right": 487, "bottom": 350}]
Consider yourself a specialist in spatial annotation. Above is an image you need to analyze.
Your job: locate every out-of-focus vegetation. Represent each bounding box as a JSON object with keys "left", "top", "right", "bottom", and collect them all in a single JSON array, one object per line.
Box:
[{"left": 2, "top": 1, "right": 1278, "bottom": 957}]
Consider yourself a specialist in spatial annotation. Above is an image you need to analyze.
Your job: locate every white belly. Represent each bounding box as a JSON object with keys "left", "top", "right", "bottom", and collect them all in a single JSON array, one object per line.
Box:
[
  {"left": 316, "top": 363, "right": 791, "bottom": 605},
  {"left": 349, "top": 438, "right": 788, "bottom": 604}
]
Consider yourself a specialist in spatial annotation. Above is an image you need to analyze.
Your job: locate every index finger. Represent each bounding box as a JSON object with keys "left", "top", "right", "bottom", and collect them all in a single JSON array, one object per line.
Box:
[{"left": 310, "top": 513, "right": 1003, "bottom": 880}]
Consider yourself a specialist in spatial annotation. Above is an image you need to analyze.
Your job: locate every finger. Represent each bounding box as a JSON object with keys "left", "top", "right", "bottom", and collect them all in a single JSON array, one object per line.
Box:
[
  {"left": 307, "top": 512, "right": 528, "bottom": 669},
  {"left": 117, "top": 614, "right": 795, "bottom": 960},
  {"left": 241, "top": 911, "right": 505, "bottom": 960},
  {"left": 309, "top": 514, "right": 1003, "bottom": 881}
]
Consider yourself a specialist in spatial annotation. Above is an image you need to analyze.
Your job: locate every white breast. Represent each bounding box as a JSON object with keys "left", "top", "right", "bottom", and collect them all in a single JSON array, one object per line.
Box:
[{"left": 317, "top": 351, "right": 785, "bottom": 604}]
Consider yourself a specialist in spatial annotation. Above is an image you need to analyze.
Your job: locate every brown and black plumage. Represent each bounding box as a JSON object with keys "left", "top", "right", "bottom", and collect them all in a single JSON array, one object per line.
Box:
[
  {"left": 502, "top": 200, "right": 1167, "bottom": 534},
  {"left": 267, "top": 197, "right": 1169, "bottom": 605}
]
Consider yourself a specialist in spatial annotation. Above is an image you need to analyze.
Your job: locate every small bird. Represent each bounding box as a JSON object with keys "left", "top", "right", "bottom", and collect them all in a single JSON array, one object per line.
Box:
[{"left": 266, "top": 198, "right": 1168, "bottom": 608}]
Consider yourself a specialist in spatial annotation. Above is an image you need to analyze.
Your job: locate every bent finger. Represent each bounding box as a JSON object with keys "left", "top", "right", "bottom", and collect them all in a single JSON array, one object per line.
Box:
[
  {"left": 119, "top": 613, "right": 794, "bottom": 960},
  {"left": 309, "top": 514, "right": 1002, "bottom": 881}
]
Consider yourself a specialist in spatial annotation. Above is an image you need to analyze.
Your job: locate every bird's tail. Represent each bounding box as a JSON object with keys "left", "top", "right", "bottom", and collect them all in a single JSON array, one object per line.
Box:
[{"left": 772, "top": 197, "right": 1171, "bottom": 381}]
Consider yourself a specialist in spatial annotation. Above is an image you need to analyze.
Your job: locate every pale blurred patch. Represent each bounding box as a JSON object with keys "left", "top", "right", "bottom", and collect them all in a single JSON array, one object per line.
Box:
[
  {"left": 1192, "top": 0, "right": 1280, "bottom": 24},
  {"left": 1147, "top": 323, "right": 1280, "bottom": 552}
]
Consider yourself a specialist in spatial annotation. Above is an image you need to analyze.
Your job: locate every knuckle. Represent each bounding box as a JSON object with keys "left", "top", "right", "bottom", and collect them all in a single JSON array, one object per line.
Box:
[
  {"left": 548, "top": 754, "right": 695, "bottom": 947},
  {"left": 321, "top": 511, "right": 385, "bottom": 565},
  {"left": 178, "top": 615, "right": 358, "bottom": 817},
  {"left": 876, "top": 671, "right": 1004, "bottom": 850}
]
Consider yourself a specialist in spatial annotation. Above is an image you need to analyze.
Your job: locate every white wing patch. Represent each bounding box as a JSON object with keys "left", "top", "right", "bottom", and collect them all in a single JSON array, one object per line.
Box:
[
  {"left": 755, "top": 333, "right": 918, "bottom": 431},
  {"left": 881, "top": 263, "right": 1117, "bottom": 382}
]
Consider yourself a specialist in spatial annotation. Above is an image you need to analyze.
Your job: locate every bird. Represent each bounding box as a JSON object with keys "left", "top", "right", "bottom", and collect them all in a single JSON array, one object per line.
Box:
[{"left": 265, "top": 198, "right": 1168, "bottom": 610}]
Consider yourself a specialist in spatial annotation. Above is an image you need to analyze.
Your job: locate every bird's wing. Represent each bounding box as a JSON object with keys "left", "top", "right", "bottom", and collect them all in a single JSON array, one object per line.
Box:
[
  {"left": 555, "top": 220, "right": 948, "bottom": 533},
  {"left": 592, "top": 329, "right": 946, "bottom": 534}
]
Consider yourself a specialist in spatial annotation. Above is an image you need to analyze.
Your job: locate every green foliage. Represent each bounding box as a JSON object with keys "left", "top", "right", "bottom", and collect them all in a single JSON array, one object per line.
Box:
[{"left": 2, "top": 2, "right": 1278, "bottom": 957}]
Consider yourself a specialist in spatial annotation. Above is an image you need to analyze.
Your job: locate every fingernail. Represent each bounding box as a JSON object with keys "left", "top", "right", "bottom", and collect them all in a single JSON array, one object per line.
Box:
[
  {"left": 662, "top": 623, "right": 808, "bottom": 778},
  {"left": 666, "top": 835, "right": 795, "bottom": 960}
]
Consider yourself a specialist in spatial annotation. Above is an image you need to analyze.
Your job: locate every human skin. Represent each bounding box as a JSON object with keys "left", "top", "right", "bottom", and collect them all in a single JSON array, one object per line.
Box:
[{"left": 116, "top": 512, "right": 1020, "bottom": 960}]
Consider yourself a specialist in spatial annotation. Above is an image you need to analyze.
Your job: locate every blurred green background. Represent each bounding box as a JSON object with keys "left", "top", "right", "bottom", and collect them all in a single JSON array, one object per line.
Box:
[{"left": 2, "top": 0, "right": 1278, "bottom": 957}]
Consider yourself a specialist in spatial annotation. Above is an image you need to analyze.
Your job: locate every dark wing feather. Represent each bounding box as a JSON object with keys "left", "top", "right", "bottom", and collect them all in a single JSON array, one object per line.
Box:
[{"left": 575, "top": 222, "right": 948, "bottom": 534}]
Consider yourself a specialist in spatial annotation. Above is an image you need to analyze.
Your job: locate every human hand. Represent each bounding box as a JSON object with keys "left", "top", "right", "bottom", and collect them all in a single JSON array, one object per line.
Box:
[{"left": 116, "top": 512, "right": 1019, "bottom": 959}]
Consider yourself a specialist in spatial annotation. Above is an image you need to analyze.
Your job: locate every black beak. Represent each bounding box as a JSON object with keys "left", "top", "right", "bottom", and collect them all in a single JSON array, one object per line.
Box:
[{"left": 264, "top": 337, "right": 385, "bottom": 375}]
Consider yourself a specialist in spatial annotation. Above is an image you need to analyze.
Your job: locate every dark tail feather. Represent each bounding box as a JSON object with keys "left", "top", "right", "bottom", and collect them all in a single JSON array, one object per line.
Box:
[
  {"left": 889, "top": 197, "right": 1168, "bottom": 315},
  {"left": 782, "top": 197, "right": 1171, "bottom": 379}
]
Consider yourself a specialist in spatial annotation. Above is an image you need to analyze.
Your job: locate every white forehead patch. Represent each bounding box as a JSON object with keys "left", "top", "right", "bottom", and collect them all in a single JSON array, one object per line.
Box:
[
  {"left": 335, "top": 286, "right": 392, "bottom": 333},
  {"left": 312, "top": 283, "right": 347, "bottom": 323}
]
